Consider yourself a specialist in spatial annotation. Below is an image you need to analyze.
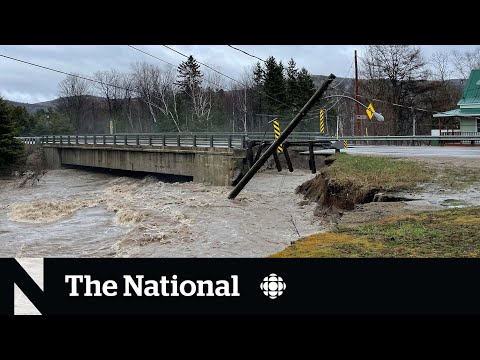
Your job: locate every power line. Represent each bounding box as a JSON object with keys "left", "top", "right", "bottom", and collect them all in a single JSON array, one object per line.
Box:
[
  {"left": 127, "top": 45, "right": 223, "bottom": 89},
  {"left": 127, "top": 45, "right": 178, "bottom": 68},
  {"left": 0, "top": 52, "right": 183, "bottom": 128},
  {"left": 162, "top": 45, "right": 290, "bottom": 109},
  {"left": 331, "top": 59, "right": 354, "bottom": 89},
  {"left": 0, "top": 53, "right": 126, "bottom": 90},
  {"left": 227, "top": 45, "right": 266, "bottom": 63}
]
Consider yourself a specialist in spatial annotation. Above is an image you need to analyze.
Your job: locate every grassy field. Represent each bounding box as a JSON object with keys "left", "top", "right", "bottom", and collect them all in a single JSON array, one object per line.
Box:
[
  {"left": 272, "top": 207, "right": 480, "bottom": 258},
  {"left": 297, "top": 154, "right": 433, "bottom": 209},
  {"left": 324, "top": 153, "right": 432, "bottom": 191}
]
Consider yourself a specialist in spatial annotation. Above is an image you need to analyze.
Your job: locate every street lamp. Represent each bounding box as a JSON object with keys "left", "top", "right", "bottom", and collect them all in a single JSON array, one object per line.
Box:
[{"left": 322, "top": 95, "right": 385, "bottom": 122}]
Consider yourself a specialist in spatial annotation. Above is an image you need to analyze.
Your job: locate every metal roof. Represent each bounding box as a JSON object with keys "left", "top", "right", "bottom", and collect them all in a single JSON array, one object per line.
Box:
[
  {"left": 433, "top": 108, "right": 480, "bottom": 117},
  {"left": 457, "top": 69, "right": 480, "bottom": 106}
]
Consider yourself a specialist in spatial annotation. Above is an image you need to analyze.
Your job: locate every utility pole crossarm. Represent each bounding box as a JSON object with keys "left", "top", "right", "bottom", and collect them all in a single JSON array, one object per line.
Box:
[{"left": 228, "top": 73, "right": 336, "bottom": 199}]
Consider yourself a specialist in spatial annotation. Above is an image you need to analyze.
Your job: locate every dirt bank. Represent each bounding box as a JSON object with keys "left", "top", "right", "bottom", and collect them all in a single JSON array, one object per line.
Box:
[{"left": 294, "top": 153, "right": 480, "bottom": 231}]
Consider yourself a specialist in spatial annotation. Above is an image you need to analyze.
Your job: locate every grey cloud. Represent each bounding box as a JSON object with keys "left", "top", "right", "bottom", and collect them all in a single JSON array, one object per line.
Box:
[{"left": 0, "top": 45, "right": 478, "bottom": 103}]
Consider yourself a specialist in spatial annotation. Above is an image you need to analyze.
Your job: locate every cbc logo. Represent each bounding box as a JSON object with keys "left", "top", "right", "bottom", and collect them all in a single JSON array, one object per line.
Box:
[{"left": 260, "top": 273, "right": 286, "bottom": 299}]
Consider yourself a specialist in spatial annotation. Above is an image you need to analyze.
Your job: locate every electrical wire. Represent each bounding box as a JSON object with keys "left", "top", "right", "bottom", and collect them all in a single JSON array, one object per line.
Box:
[
  {"left": 162, "top": 45, "right": 291, "bottom": 109},
  {"left": 331, "top": 59, "right": 354, "bottom": 89},
  {"left": 0, "top": 52, "right": 182, "bottom": 128},
  {"left": 128, "top": 45, "right": 224, "bottom": 89},
  {"left": 227, "top": 45, "right": 266, "bottom": 63}
]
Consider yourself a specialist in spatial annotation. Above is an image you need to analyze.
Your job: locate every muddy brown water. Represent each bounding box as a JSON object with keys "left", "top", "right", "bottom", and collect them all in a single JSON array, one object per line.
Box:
[
  {"left": 0, "top": 169, "right": 322, "bottom": 257},
  {"left": 3, "top": 158, "right": 480, "bottom": 258}
]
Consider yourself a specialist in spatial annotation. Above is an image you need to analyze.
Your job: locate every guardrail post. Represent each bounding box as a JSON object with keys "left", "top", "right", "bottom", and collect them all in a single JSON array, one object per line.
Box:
[
  {"left": 113, "top": 135, "right": 117, "bottom": 145},
  {"left": 210, "top": 135, "right": 214, "bottom": 148},
  {"left": 124, "top": 135, "right": 127, "bottom": 145},
  {"left": 283, "top": 142, "right": 294, "bottom": 172},
  {"left": 45, "top": 136, "right": 48, "bottom": 144},
  {"left": 162, "top": 135, "right": 166, "bottom": 146},
  {"left": 136, "top": 135, "right": 140, "bottom": 145},
  {"left": 60, "top": 135, "right": 63, "bottom": 144},
  {"left": 228, "top": 135, "right": 232, "bottom": 148},
  {"left": 53, "top": 135, "right": 56, "bottom": 144},
  {"left": 103, "top": 135, "right": 106, "bottom": 145},
  {"left": 75, "top": 135, "right": 78, "bottom": 144},
  {"left": 193, "top": 135, "right": 197, "bottom": 147},
  {"left": 177, "top": 135, "right": 181, "bottom": 146},
  {"left": 241, "top": 136, "right": 246, "bottom": 149},
  {"left": 67, "top": 136, "right": 71, "bottom": 144},
  {"left": 309, "top": 141, "right": 316, "bottom": 174},
  {"left": 93, "top": 135, "right": 97, "bottom": 145},
  {"left": 149, "top": 136, "right": 152, "bottom": 146},
  {"left": 84, "top": 135, "right": 87, "bottom": 145}
]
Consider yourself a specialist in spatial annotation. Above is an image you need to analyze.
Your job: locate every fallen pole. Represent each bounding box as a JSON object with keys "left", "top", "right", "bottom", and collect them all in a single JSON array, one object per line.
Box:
[{"left": 228, "top": 73, "right": 336, "bottom": 199}]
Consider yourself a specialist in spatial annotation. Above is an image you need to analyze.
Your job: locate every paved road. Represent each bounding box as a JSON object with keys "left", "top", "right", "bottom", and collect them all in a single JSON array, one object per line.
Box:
[{"left": 316, "top": 145, "right": 480, "bottom": 158}]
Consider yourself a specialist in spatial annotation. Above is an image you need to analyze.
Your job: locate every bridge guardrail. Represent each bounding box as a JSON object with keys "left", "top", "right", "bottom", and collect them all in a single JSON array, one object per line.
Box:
[{"left": 16, "top": 133, "right": 480, "bottom": 148}]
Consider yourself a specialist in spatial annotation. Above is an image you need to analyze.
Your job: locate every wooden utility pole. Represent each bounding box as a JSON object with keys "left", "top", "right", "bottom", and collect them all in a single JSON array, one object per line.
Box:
[
  {"left": 228, "top": 74, "right": 336, "bottom": 199},
  {"left": 354, "top": 49, "right": 361, "bottom": 136}
]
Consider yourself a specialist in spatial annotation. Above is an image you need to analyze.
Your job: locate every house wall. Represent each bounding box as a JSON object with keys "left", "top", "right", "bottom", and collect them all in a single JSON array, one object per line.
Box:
[{"left": 460, "top": 119, "right": 477, "bottom": 132}]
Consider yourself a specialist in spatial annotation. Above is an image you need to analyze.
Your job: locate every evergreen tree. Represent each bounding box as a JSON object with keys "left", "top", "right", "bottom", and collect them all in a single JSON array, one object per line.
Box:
[
  {"left": 253, "top": 62, "right": 265, "bottom": 86},
  {"left": 32, "top": 108, "right": 75, "bottom": 135},
  {"left": 296, "top": 68, "right": 315, "bottom": 105},
  {"left": 294, "top": 68, "right": 315, "bottom": 132},
  {"left": 176, "top": 55, "right": 203, "bottom": 98},
  {"left": 8, "top": 105, "right": 35, "bottom": 136},
  {"left": 0, "top": 98, "right": 24, "bottom": 173},
  {"left": 286, "top": 58, "right": 299, "bottom": 109},
  {"left": 263, "top": 56, "right": 287, "bottom": 114}
]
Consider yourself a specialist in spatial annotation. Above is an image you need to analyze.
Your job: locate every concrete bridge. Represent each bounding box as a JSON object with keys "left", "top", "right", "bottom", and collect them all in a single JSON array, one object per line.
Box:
[
  {"left": 18, "top": 132, "right": 480, "bottom": 185},
  {"left": 16, "top": 133, "right": 342, "bottom": 185}
]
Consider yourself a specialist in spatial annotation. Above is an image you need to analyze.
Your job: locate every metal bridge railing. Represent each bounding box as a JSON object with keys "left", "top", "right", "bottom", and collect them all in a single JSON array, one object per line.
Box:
[{"left": 15, "top": 133, "right": 480, "bottom": 148}]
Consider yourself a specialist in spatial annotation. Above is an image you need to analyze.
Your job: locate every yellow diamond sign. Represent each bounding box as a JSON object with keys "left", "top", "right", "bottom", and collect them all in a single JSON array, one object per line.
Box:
[{"left": 366, "top": 103, "right": 375, "bottom": 120}]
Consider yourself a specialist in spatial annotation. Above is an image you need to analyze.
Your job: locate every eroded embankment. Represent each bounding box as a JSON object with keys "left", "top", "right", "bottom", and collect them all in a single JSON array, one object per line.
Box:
[{"left": 295, "top": 154, "right": 431, "bottom": 214}]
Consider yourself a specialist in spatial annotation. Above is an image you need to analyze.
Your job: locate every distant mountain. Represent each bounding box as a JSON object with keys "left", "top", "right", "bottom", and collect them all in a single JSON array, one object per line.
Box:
[
  {"left": 5, "top": 99, "right": 60, "bottom": 114},
  {"left": 5, "top": 96, "right": 103, "bottom": 114}
]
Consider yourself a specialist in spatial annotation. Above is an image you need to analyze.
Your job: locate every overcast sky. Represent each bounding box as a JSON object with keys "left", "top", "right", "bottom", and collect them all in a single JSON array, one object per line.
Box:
[{"left": 0, "top": 45, "right": 478, "bottom": 104}]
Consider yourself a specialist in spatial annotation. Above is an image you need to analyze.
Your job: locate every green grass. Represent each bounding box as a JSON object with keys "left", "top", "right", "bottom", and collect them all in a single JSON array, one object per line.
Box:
[
  {"left": 271, "top": 207, "right": 480, "bottom": 258},
  {"left": 325, "top": 154, "right": 432, "bottom": 191}
]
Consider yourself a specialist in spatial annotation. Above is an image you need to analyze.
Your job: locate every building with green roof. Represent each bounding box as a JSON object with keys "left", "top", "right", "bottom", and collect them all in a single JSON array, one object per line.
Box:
[{"left": 433, "top": 69, "right": 480, "bottom": 134}]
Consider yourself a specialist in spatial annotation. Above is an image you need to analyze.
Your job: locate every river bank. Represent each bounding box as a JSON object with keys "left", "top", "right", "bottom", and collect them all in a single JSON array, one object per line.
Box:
[{"left": 273, "top": 154, "right": 480, "bottom": 257}]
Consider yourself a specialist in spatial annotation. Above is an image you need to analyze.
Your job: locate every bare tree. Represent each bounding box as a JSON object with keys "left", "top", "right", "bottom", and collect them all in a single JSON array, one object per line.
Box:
[
  {"left": 121, "top": 73, "right": 136, "bottom": 131},
  {"left": 189, "top": 69, "right": 223, "bottom": 130},
  {"left": 452, "top": 47, "right": 480, "bottom": 79},
  {"left": 430, "top": 51, "right": 452, "bottom": 81},
  {"left": 156, "top": 65, "right": 181, "bottom": 132},
  {"left": 360, "top": 45, "right": 428, "bottom": 135},
  {"left": 58, "top": 75, "right": 91, "bottom": 134},
  {"left": 131, "top": 62, "right": 182, "bottom": 132},
  {"left": 94, "top": 69, "right": 125, "bottom": 133},
  {"left": 131, "top": 62, "right": 160, "bottom": 128}
]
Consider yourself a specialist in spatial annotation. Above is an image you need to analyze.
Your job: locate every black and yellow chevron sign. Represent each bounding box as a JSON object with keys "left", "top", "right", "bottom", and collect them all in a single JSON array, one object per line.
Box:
[
  {"left": 319, "top": 109, "right": 325, "bottom": 134},
  {"left": 343, "top": 139, "right": 348, "bottom": 149},
  {"left": 272, "top": 119, "right": 283, "bottom": 153}
]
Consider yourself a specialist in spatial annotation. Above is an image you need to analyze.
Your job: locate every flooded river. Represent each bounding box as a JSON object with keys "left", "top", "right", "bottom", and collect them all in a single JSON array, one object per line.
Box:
[{"left": 0, "top": 169, "right": 321, "bottom": 257}]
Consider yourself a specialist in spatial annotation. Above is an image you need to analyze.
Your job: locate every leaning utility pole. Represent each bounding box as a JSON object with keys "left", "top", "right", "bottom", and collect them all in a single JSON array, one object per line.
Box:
[
  {"left": 354, "top": 50, "right": 361, "bottom": 137},
  {"left": 228, "top": 74, "right": 336, "bottom": 200}
]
